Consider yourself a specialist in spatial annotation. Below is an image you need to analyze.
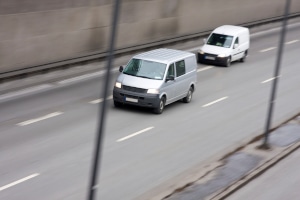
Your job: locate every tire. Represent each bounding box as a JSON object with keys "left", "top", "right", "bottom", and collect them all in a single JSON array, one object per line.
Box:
[
  {"left": 153, "top": 97, "right": 166, "bottom": 114},
  {"left": 183, "top": 87, "right": 193, "bottom": 103},
  {"left": 240, "top": 50, "right": 247, "bottom": 62},
  {"left": 225, "top": 57, "right": 231, "bottom": 67},
  {"left": 114, "top": 100, "right": 122, "bottom": 107}
]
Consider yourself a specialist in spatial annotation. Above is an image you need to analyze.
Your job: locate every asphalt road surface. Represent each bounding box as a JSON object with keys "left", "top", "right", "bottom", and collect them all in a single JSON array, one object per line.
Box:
[{"left": 0, "top": 22, "right": 300, "bottom": 200}]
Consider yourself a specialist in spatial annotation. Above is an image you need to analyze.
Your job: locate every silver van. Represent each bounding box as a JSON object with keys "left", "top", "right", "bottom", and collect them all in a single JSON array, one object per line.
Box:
[{"left": 113, "top": 48, "right": 197, "bottom": 114}]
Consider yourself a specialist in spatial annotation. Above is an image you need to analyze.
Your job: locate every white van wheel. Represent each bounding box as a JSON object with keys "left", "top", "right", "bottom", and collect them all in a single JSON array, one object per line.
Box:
[
  {"left": 153, "top": 97, "right": 165, "bottom": 114},
  {"left": 183, "top": 87, "right": 193, "bottom": 103},
  {"left": 225, "top": 57, "right": 231, "bottom": 67}
]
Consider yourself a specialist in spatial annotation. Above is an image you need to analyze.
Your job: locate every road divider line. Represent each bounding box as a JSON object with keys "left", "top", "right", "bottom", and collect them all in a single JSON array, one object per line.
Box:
[
  {"left": 197, "top": 66, "right": 213, "bottom": 72},
  {"left": 261, "top": 76, "right": 281, "bottom": 84},
  {"left": 202, "top": 97, "right": 228, "bottom": 108},
  {"left": 89, "top": 95, "right": 113, "bottom": 104},
  {"left": 17, "top": 112, "right": 63, "bottom": 126},
  {"left": 285, "top": 39, "right": 299, "bottom": 45},
  {"left": 0, "top": 173, "right": 39, "bottom": 191},
  {"left": 117, "top": 127, "right": 154, "bottom": 142},
  {"left": 259, "top": 47, "right": 276, "bottom": 52}
]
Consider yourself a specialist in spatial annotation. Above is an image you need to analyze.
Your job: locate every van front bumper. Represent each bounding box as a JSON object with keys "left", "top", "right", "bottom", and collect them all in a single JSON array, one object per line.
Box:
[
  {"left": 113, "top": 87, "right": 160, "bottom": 108},
  {"left": 197, "top": 53, "right": 228, "bottom": 65}
]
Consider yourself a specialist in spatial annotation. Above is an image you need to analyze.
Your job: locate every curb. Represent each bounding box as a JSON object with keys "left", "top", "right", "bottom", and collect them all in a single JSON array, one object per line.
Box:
[{"left": 209, "top": 139, "right": 300, "bottom": 200}]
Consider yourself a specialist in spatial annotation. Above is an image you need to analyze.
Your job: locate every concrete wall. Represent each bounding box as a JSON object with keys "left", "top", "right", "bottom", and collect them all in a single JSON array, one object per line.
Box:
[{"left": 1, "top": 0, "right": 300, "bottom": 74}]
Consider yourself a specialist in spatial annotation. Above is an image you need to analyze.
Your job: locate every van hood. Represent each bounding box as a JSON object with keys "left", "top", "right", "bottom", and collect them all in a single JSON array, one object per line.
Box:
[
  {"left": 117, "top": 74, "right": 163, "bottom": 89},
  {"left": 201, "top": 45, "right": 231, "bottom": 56}
]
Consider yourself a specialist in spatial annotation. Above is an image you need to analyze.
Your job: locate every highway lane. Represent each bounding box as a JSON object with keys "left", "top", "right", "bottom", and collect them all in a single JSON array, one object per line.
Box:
[{"left": 0, "top": 23, "right": 299, "bottom": 199}]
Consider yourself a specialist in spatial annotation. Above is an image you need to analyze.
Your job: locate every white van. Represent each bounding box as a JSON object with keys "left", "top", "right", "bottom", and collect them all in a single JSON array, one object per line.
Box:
[
  {"left": 197, "top": 25, "right": 250, "bottom": 67},
  {"left": 113, "top": 48, "right": 197, "bottom": 114}
]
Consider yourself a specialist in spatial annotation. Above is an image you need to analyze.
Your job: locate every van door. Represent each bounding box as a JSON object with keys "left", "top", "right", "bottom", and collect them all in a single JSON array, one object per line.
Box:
[
  {"left": 232, "top": 37, "right": 243, "bottom": 61},
  {"left": 163, "top": 63, "right": 177, "bottom": 103},
  {"left": 174, "top": 60, "right": 187, "bottom": 99}
]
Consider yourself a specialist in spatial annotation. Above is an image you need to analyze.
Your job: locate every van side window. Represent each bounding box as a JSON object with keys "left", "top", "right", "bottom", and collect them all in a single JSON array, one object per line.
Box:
[
  {"left": 167, "top": 63, "right": 175, "bottom": 78},
  {"left": 234, "top": 37, "right": 239, "bottom": 45},
  {"left": 175, "top": 60, "right": 186, "bottom": 77}
]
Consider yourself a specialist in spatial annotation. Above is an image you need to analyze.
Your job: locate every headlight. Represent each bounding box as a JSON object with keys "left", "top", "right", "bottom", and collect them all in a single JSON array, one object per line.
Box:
[
  {"left": 147, "top": 89, "right": 159, "bottom": 94},
  {"left": 115, "top": 82, "right": 122, "bottom": 88},
  {"left": 199, "top": 50, "right": 204, "bottom": 54},
  {"left": 218, "top": 54, "right": 226, "bottom": 58}
]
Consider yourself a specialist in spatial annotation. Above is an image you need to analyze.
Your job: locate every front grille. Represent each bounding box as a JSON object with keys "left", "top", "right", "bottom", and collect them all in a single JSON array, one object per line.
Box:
[
  {"left": 204, "top": 53, "right": 218, "bottom": 57},
  {"left": 123, "top": 85, "right": 147, "bottom": 93}
]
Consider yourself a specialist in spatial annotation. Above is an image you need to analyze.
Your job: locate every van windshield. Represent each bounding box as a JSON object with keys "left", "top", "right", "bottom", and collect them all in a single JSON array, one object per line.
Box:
[
  {"left": 123, "top": 59, "right": 167, "bottom": 80},
  {"left": 206, "top": 33, "right": 233, "bottom": 48}
]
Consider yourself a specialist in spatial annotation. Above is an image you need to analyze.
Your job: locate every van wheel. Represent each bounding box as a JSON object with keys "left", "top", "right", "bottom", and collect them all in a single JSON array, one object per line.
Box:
[
  {"left": 240, "top": 51, "right": 247, "bottom": 62},
  {"left": 183, "top": 87, "right": 193, "bottom": 103},
  {"left": 114, "top": 100, "right": 122, "bottom": 107},
  {"left": 153, "top": 97, "right": 165, "bottom": 114},
  {"left": 225, "top": 57, "right": 231, "bottom": 67}
]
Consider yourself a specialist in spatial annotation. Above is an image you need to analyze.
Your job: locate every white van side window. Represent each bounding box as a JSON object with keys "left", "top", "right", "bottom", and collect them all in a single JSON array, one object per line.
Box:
[
  {"left": 234, "top": 37, "right": 239, "bottom": 45},
  {"left": 175, "top": 60, "right": 186, "bottom": 77}
]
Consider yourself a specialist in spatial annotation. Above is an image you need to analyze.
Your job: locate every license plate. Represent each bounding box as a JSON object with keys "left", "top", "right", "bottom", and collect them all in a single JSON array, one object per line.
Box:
[
  {"left": 205, "top": 56, "right": 215, "bottom": 60},
  {"left": 125, "top": 97, "right": 138, "bottom": 103}
]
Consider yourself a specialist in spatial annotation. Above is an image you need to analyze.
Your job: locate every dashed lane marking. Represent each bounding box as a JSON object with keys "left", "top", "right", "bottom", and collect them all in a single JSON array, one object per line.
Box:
[
  {"left": 202, "top": 97, "right": 228, "bottom": 108},
  {"left": 117, "top": 127, "right": 154, "bottom": 142},
  {"left": 0, "top": 173, "right": 40, "bottom": 191},
  {"left": 17, "top": 112, "right": 63, "bottom": 126}
]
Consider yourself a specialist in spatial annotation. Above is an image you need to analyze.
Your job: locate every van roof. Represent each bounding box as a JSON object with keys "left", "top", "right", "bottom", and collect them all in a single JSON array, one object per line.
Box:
[
  {"left": 133, "top": 48, "right": 194, "bottom": 64},
  {"left": 213, "top": 25, "right": 249, "bottom": 36}
]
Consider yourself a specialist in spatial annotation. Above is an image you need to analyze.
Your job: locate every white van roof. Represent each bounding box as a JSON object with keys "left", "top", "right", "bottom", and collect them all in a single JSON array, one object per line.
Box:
[
  {"left": 213, "top": 25, "right": 249, "bottom": 36},
  {"left": 133, "top": 48, "right": 194, "bottom": 64}
]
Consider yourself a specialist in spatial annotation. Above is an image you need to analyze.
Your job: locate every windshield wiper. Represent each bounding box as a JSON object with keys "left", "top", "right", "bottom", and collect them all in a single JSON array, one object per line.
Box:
[{"left": 137, "top": 75, "right": 152, "bottom": 79}]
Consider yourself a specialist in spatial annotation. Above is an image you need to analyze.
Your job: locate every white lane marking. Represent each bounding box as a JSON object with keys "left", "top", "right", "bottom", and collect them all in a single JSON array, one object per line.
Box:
[
  {"left": 0, "top": 173, "right": 39, "bottom": 191},
  {"left": 0, "top": 84, "right": 53, "bottom": 102},
  {"left": 185, "top": 47, "right": 201, "bottom": 52},
  {"left": 259, "top": 47, "right": 276, "bottom": 52},
  {"left": 285, "top": 39, "right": 299, "bottom": 45},
  {"left": 197, "top": 66, "right": 213, "bottom": 72},
  {"left": 117, "top": 127, "right": 154, "bottom": 142},
  {"left": 57, "top": 71, "right": 105, "bottom": 84},
  {"left": 89, "top": 95, "right": 113, "bottom": 104},
  {"left": 261, "top": 76, "right": 281, "bottom": 83},
  {"left": 17, "top": 112, "right": 63, "bottom": 126},
  {"left": 202, "top": 96, "right": 228, "bottom": 108}
]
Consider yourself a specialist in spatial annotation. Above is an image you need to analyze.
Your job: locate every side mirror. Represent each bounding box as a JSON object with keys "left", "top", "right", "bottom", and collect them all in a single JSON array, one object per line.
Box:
[
  {"left": 233, "top": 44, "right": 238, "bottom": 49},
  {"left": 166, "top": 75, "right": 175, "bottom": 82},
  {"left": 119, "top": 66, "right": 123, "bottom": 72},
  {"left": 203, "top": 38, "right": 207, "bottom": 44}
]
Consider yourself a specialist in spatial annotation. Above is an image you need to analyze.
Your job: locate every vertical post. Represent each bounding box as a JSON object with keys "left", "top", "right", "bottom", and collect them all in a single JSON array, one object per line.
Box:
[
  {"left": 87, "top": 0, "right": 121, "bottom": 200},
  {"left": 259, "top": 0, "right": 291, "bottom": 149}
]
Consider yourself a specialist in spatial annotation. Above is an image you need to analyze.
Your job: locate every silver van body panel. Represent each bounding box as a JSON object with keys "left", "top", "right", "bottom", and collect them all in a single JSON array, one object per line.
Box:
[{"left": 113, "top": 48, "right": 197, "bottom": 112}]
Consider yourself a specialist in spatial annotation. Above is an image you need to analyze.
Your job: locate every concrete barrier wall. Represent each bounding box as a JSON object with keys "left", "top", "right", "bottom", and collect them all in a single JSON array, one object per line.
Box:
[{"left": 1, "top": 0, "right": 300, "bottom": 74}]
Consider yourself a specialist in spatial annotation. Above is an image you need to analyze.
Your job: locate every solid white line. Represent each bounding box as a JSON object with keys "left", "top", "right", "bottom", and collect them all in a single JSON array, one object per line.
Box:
[
  {"left": 89, "top": 95, "right": 113, "bottom": 104},
  {"left": 261, "top": 76, "right": 281, "bottom": 83},
  {"left": 0, "top": 173, "right": 39, "bottom": 191},
  {"left": 285, "top": 40, "right": 299, "bottom": 45},
  {"left": 0, "top": 84, "right": 53, "bottom": 102},
  {"left": 57, "top": 71, "right": 105, "bottom": 84},
  {"left": 202, "top": 97, "right": 228, "bottom": 108},
  {"left": 117, "top": 127, "right": 154, "bottom": 142},
  {"left": 197, "top": 66, "right": 213, "bottom": 72},
  {"left": 259, "top": 47, "right": 276, "bottom": 52},
  {"left": 17, "top": 112, "right": 63, "bottom": 126}
]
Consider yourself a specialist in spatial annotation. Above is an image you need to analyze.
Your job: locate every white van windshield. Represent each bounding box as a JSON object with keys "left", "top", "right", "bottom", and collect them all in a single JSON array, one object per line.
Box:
[
  {"left": 123, "top": 59, "right": 167, "bottom": 80},
  {"left": 207, "top": 33, "right": 233, "bottom": 48}
]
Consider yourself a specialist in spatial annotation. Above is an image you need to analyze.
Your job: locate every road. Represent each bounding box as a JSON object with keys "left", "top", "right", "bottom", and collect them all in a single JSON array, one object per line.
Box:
[
  {"left": 227, "top": 148, "right": 300, "bottom": 200},
  {"left": 0, "top": 22, "right": 300, "bottom": 200}
]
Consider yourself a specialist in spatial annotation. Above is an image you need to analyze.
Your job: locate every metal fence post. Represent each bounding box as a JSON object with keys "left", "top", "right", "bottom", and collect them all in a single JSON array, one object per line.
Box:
[
  {"left": 87, "top": 0, "right": 121, "bottom": 199},
  {"left": 259, "top": 0, "right": 291, "bottom": 149}
]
